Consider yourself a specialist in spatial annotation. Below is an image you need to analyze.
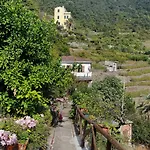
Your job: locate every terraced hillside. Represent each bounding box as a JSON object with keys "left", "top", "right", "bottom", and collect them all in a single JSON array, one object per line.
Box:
[
  {"left": 93, "top": 61, "right": 150, "bottom": 106},
  {"left": 118, "top": 61, "right": 150, "bottom": 105}
]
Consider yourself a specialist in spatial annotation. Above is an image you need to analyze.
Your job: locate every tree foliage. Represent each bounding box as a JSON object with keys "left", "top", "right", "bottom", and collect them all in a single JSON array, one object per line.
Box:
[
  {"left": 94, "top": 30, "right": 144, "bottom": 53},
  {"left": 0, "top": 0, "right": 73, "bottom": 116},
  {"left": 72, "top": 76, "right": 135, "bottom": 124},
  {"left": 23, "top": 0, "right": 39, "bottom": 12},
  {"left": 35, "top": 0, "right": 150, "bottom": 32}
]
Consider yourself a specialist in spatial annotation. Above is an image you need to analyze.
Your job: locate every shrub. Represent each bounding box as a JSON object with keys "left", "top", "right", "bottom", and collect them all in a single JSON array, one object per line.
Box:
[
  {"left": 1, "top": 109, "right": 52, "bottom": 149},
  {"left": 148, "top": 58, "right": 150, "bottom": 64},
  {"left": 132, "top": 117, "right": 150, "bottom": 146},
  {"left": 128, "top": 54, "right": 148, "bottom": 61}
]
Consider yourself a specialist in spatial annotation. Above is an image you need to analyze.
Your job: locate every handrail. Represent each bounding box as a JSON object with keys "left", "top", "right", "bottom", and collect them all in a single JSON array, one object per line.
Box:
[{"left": 75, "top": 106, "right": 126, "bottom": 150}]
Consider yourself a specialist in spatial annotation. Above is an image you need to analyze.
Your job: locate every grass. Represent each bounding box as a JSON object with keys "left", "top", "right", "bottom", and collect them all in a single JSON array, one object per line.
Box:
[
  {"left": 71, "top": 49, "right": 129, "bottom": 64},
  {"left": 143, "top": 40, "right": 150, "bottom": 48},
  {"left": 92, "top": 62, "right": 106, "bottom": 70},
  {"left": 121, "top": 61, "right": 149, "bottom": 69},
  {"left": 126, "top": 81, "right": 150, "bottom": 86},
  {"left": 119, "top": 68, "right": 150, "bottom": 76},
  {"left": 130, "top": 76, "right": 150, "bottom": 82},
  {"left": 126, "top": 89, "right": 150, "bottom": 98},
  {"left": 121, "top": 61, "right": 150, "bottom": 98}
]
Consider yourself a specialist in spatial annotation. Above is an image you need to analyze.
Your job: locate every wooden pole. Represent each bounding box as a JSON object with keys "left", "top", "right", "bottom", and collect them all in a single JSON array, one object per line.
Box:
[
  {"left": 81, "top": 120, "right": 88, "bottom": 148},
  {"left": 106, "top": 140, "right": 112, "bottom": 150},
  {"left": 76, "top": 106, "right": 126, "bottom": 150},
  {"left": 91, "top": 125, "right": 97, "bottom": 150},
  {"left": 79, "top": 115, "right": 82, "bottom": 136}
]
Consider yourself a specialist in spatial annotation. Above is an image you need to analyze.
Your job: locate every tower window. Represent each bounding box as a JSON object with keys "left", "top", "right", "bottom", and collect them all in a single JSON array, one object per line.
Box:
[
  {"left": 58, "top": 9, "right": 60, "bottom": 12},
  {"left": 57, "top": 16, "right": 59, "bottom": 19}
]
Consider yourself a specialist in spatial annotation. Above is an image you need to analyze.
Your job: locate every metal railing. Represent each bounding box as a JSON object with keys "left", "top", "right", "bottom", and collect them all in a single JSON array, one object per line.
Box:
[{"left": 74, "top": 106, "right": 126, "bottom": 150}]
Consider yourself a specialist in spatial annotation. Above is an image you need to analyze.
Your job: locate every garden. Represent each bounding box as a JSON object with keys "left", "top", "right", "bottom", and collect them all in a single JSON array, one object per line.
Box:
[
  {"left": 0, "top": 113, "right": 52, "bottom": 150},
  {"left": 1, "top": 0, "right": 150, "bottom": 149},
  {"left": 71, "top": 76, "right": 150, "bottom": 149}
]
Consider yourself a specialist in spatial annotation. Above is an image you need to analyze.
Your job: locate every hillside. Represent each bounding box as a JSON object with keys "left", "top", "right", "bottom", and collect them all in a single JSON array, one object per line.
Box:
[
  {"left": 35, "top": 0, "right": 150, "bottom": 32},
  {"left": 25, "top": 0, "right": 150, "bottom": 65}
]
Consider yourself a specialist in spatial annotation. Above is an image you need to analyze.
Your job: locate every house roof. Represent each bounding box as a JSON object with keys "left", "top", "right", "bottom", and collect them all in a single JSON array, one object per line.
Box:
[{"left": 62, "top": 56, "right": 91, "bottom": 63}]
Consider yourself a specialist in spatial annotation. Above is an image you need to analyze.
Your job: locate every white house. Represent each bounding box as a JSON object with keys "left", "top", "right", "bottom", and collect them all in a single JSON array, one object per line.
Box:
[
  {"left": 54, "top": 6, "right": 71, "bottom": 30},
  {"left": 104, "top": 61, "right": 117, "bottom": 72},
  {"left": 61, "top": 56, "right": 92, "bottom": 84}
]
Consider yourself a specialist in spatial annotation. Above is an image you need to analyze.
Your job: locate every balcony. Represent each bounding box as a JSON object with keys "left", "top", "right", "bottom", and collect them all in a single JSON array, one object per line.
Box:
[{"left": 73, "top": 72, "right": 92, "bottom": 81}]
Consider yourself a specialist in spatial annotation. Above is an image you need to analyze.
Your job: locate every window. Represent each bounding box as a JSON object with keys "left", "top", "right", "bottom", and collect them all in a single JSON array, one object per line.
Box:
[
  {"left": 57, "top": 9, "right": 60, "bottom": 12},
  {"left": 66, "top": 65, "right": 71, "bottom": 69},
  {"left": 57, "top": 16, "right": 59, "bottom": 19},
  {"left": 56, "top": 20, "right": 60, "bottom": 25},
  {"left": 64, "top": 16, "right": 66, "bottom": 19},
  {"left": 78, "top": 64, "right": 84, "bottom": 72}
]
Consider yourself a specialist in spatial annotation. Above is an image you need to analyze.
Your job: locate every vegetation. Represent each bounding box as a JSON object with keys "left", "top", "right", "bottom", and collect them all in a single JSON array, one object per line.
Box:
[
  {"left": 119, "top": 68, "right": 150, "bottom": 76},
  {"left": 35, "top": 0, "right": 150, "bottom": 33},
  {"left": 72, "top": 77, "right": 135, "bottom": 125},
  {"left": 28, "top": 0, "right": 150, "bottom": 65},
  {"left": 1, "top": 0, "right": 150, "bottom": 148},
  {"left": 126, "top": 81, "right": 150, "bottom": 87},
  {"left": 121, "top": 61, "right": 149, "bottom": 69},
  {"left": 131, "top": 76, "right": 150, "bottom": 82},
  {"left": 117, "top": 61, "right": 150, "bottom": 146},
  {"left": 71, "top": 77, "right": 137, "bottom": 148},
  {"left": 71, "top": 77, "right": 150, "bottom": 146},
  {"left": 126, "top": 89, "right": 150, "bottom": 98},
  {"left": 0, "top": 0, "right": 73, "bottom": 117},
  {"left": 0, "top": 0, "right": 74, "bottom": 149},
  {"left": 23, "top": 0, "right": 39, "bottom": 12},
  {"left": 0, "top": 109, "right": 52, "bottom": 149},
  {"left": 132, "top": 117, "right": 150, "bottom": 147}
]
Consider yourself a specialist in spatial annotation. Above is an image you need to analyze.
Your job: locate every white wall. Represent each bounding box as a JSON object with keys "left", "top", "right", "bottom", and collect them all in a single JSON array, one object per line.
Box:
[
  {"left": 105, "top": 61, "right": 117, "bottom": 72},
  {"left": 61, "top": 62, "right": 92, "bottom": 77}
]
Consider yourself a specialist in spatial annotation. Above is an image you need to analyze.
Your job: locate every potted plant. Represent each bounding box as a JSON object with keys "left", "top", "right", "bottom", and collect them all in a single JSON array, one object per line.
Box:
[
  {"left": 15, "top": 116, "right": 36, "bottom": 149},
  {"left": 1, "top": 109, "right": 52, "bottom": 150},
  {"left": 0, "top": 130, "right": 18, "bottom": 150},
  {"left": 17, "top": 138, "right": 29, "bottom": 150},
  {"left": 1, "top": 116, "right": 36, "bottom": 150}
]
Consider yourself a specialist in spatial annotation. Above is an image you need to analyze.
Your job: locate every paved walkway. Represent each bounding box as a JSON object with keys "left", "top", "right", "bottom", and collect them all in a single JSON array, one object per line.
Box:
[{"left": 48, "top": 103, "right": 88, "bottom": 150}]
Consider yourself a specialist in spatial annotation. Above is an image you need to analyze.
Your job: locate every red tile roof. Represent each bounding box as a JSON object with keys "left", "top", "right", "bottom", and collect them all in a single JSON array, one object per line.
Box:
[{"left": 62, "top": 56, "right": 91, "bottom": 62}]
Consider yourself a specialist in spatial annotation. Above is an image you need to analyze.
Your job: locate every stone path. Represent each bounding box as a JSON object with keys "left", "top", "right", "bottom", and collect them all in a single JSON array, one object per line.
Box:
[{"left": 48, "top": 103, "right": 88, "bottom": 150}]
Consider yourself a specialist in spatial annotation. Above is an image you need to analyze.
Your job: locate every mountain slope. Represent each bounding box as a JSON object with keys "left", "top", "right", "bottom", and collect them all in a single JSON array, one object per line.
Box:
[{"left": 35, "top": 0, "right": 150, "bottom": 31}]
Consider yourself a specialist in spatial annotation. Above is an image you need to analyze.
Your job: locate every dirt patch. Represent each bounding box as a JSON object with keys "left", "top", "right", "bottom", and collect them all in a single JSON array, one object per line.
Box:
[{"left": 92, "top": 70, "right": 118, "bottom": 81}]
